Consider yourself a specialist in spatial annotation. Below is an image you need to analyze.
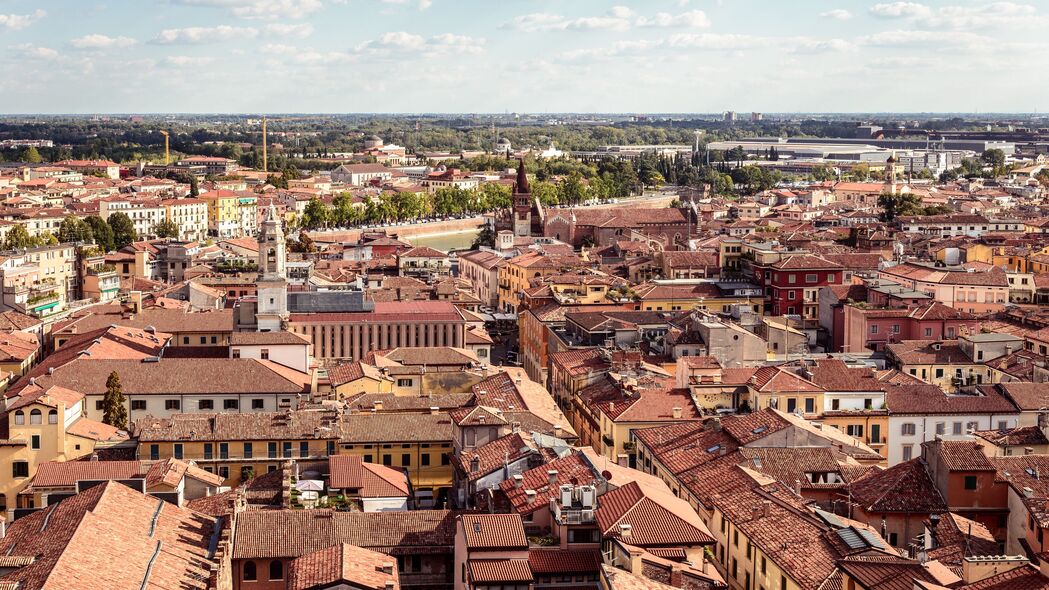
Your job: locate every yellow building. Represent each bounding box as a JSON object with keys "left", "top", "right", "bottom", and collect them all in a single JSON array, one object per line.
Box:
[
  {"left": 0, "top": 384, "right": 127, "bottom": 515},
  {"left": 0, "top": 331, "right": 40, "bottom": 380},
  {"left": 571, "top": 373, "right": 701, "bottom": 463},
  {"left": 198, "top": 189, "right": 258, "bottom": 238},
  {"left": 132, "top": 410, "right": 342, "bottom": 487},
  {"left": 497, "top": 250, "right": 585, "bottom": 313},
  {"left": 820, "top": 411, "right": 889, "bottom": 461},
  {"left": 632, "top": 281, "right": 762, "bottom": 314},
  {"left": 339, "top": 411, "right": 454, "bottom": 504}
]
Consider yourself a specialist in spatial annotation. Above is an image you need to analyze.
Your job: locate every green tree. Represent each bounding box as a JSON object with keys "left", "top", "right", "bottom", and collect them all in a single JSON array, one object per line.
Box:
[
  {"left": 152, "top": 219, "right": 180, "bottom": 238},
  {"left": 472, "top": 224, "right": 496, "bottom": 249},
  {"left": 811, "top": 165, "right": 836, "bottom": 182},
  {"left": 85, "top": 216, "right": 115, "bottom": 251},
  {"left": 102, "top": 371, "right": 128, "bottom": 430},
  {"left": 981, "top": 148, "right": 1005, "bottom": 169},
  {"left": 332, "top": 192, "right": 359, "bottom": 226},
  {"left": 3, "top": 225, "right": 36, "bottom": 250},
  {"left": 108, "top": 212, "right": 137, "bottom": 249},
  {"left": 19, "top": 146, "right": 42, "bottom": 163},
  {"left": 57, "top": 215, "right": 94, "bottom": 244},
  {"left": 877, "top": 191, "right": 924, "bottom": 222},
  {"left": 301, "top": 198, "right": 332, "bottom": 230}
]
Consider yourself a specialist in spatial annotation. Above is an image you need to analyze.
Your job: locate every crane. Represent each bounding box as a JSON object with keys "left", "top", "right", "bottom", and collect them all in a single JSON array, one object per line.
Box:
[
  {"left": 259, "top": 116, "right": 327, "bottom": 174},
  {"left": 159, "top": 130, "right": 170, "bottom": 165}
]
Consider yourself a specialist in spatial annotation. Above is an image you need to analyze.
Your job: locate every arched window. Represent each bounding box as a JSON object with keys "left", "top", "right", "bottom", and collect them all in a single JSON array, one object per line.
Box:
[
  {"left": 13, "top": 411, "right": 24, "bottom": 425},
  {"left": 243, "top": 561, "right": 257, "bottom": 581},
  {"left": 29, "top": 409, "right": 42, "bottom": 425},
  {"left": 48, "top": 409, "right": 58, "bottom": 424},
  {"left": 269, "top": 560, "right": 283, "bottom": 581}
]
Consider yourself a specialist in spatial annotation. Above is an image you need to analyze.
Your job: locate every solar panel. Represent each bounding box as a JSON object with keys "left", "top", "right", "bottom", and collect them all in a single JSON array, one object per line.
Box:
[
  {"left": 836, "top": 528, "right": 866, "bottom": 550},
  {"left": 858, "top": 528, "right": 888, "bottom": 549},
  {"left": 814, "top": 509, "right": 845, "bottom": 528}
]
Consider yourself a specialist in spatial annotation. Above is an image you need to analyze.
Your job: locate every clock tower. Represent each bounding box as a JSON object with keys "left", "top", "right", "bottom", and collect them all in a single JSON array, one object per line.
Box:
[
  {"left": 512, "top": 159, "right": 532, "bottom": 237},
  {"left": 256, "top": 205, "right": 288, "bottom": 332}
]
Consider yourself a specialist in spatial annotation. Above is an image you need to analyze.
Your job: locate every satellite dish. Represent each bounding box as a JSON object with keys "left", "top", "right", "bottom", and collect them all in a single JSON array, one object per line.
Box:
[{"left": 601, "top": 470, "right": 613, "bottom": 481}]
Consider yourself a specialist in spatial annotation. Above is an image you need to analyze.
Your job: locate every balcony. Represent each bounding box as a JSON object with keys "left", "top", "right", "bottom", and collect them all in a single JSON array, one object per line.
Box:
[{"left": 86, "top": 264, "right": 117, "bottom": 277}]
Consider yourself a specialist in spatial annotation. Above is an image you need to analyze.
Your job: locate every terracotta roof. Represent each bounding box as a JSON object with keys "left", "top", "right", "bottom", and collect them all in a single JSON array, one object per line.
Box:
[
  {"left": 134, "top": 410, "right": 342, "bottom": 442},
  {"left": 885, "top": 384, "right": 1018, "bottom": 415},
  {"left": 595, "top": 481, "right": 715, "bottom": 546},
  {"left": 288, "top": 544, "right": 399, "bottom": 590},
  {"left": 30, "top": 460, "right": 141, "bottom": 488},
  {"left": 499, "top": 452, "right": 595, "bottom": 514},
  {"left": 453, "top": 433, "right": 538, "bottom": 483},
  {"left": 460, "top": 514, "right": 528, "bottom": 549},
  {"left": 0, "top": 481, "right": 217, "bottom": 590},
  {"left": 528, "top": 548, "right": 602, "bottom": 574},
  {"left": 957, "top": 564, "right": 1049, "bottom": 589},
  {"left": 328, "top": 455, "right": 410, "bottom": 497},
  {"left": 847, "top": 459, "right": 947, "bottom": 513},
  {"left": 233, "top": 509, "right": 460, "bottom": 558},
  {"left": 935, "top": 440, "right": 995, "bottom": 472},
  {"left": 469, "top": 559, "right": 533, "bottom": 583},
  {"left": 340, "top": 412, "right": 453, "bottom": 443}
]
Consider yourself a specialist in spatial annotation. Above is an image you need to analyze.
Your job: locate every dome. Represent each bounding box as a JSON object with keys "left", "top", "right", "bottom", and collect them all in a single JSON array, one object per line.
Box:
[
  {"left": 497, "top": 137, "right": 511, "bottom": 144},
  {"left": 366, "top": 134, "right": 382, "bottom": 141}
]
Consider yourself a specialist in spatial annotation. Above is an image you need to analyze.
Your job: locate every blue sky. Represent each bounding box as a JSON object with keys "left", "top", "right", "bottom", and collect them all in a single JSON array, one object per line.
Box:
[{"left": 0, "top": 0, "right": 1046, "bottom": 113}]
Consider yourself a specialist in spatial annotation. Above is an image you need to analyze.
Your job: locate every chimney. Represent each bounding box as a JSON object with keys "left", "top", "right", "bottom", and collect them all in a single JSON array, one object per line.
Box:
[
  {"left": 512, "top": 474, "right": 524, "bottom": 489},
  {"left": 548, "top": 470, "right": 558, "bottom": 486},
  {"left": 430, "top": 406, "right": 439, "bottom": 415},
  {"left": 672, "top": 406, "right": 682, "bottom": 419},
  {"left": 762, "top": 500, "right": 771, "bottom": 517},
  {"left": 373, "top": 400, "right": 383, "bottom": 411},
  {"left": 619, "top": 523, "right": 632, "bottom": 539},
  {"left": 525, "top": 490, "right": 537, "bottom": 502},
  {"left": 381, "top": 563, "right": 395, "bottom": 575},
  {"left": 554, "top": 424, "right": 563, "bottom": 438},
  {"left": 617, "top": 454, "right": 629, "bottom": 467}
]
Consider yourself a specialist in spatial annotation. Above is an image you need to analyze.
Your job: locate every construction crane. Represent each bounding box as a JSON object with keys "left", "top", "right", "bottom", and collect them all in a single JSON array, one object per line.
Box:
[
  {"left": 259, "top": 116, "right": 326, "bottom": 174},
  {"left": 159, "top": 130, "right": 170, "bottom": 165}
]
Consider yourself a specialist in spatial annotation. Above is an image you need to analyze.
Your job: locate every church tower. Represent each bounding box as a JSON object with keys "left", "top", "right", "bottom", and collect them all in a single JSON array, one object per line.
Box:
[
  {"left": 256, "top": 205, "right": 288, "bottom": 332},
  {"left": 512, "top": 159, "right": 532, "bottom": 237}
]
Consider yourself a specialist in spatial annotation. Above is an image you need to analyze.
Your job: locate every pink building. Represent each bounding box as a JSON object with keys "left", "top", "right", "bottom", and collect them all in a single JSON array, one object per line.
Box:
[{"left": 842, "top": 301, "right": 980, "bottom": 353}]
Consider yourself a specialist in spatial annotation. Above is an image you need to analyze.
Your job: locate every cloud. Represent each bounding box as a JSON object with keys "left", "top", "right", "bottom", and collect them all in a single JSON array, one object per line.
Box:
[
  {"left": 70, "top": 35, "right": 138, "bottom": 49},
  {"left": 790, "top": 38, "right": 854, "bottom": 53},
  {"left": 858, "top": 29, "right": 989, "bottom": 48},
  {"left": 869, "top": 2, "right": 933, "bottom": 18},
  {"left": 922, "top": 2, "right": 1042, "bottom": 29},
  {"left": 502, "top": 7, "right": 634, "bottom": 32},
  {"left": 353, "top": 31, "right": 485, "bottom": 55},
  {"left": 635, "top": 10, "right": 711, "bottom": 28},
  {"left": 264, "top": 23, "right": 314, "bottom": 37},
  {"left": 153, "top": 25, "right": 259, "bottom": 44},
  {"left": 819, "top": 9, "right": 852, "bottom": 20},
  {"left": 163, "top": 55, "right": 215, "bottom": 67},
  {"left": 0, "top": 9, "right": 46, "bottom": 31},
  {"left": 169, "top": 0, "right": 323, "bottom": 20},
  {"left": 380, "top": 0, "right": 433, "bottom": 10},
  {"left": 8, "top": 43, "right": 59, "bottom": 60}
]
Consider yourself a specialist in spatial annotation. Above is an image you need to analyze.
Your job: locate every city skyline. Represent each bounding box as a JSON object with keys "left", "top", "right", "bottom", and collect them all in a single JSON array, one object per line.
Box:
[{"left": 1, "top": 0, "right": 1048, "bottom": 114}]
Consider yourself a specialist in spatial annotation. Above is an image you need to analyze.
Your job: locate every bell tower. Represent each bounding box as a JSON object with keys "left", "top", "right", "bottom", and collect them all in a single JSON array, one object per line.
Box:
[
  {"left": 512, "top": 159, "right": 532, "bottom": 237},
  {"left": 256, "top": 205, "right": 288, "bottom": 332}
]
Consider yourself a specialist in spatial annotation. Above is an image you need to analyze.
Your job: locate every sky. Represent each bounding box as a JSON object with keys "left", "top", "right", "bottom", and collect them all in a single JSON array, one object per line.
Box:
[{"left": 0, "top": 0, "right": 1047, "bottom": 114}]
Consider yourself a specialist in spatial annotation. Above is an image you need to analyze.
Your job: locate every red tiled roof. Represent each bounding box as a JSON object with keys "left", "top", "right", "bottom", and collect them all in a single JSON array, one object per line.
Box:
[
  {"left": 460, "top": 514, "right": 528, "bottom": 550},
  {"left": 595, "top": 481, "right": 714, "bottom": 546},
  {"left": 847, "top": 459, "right": 947, "bottom": 514},
  {"left": 288, "top": 544, "right": 399, "bottom": 590},
  {"left": 469, "top": 559, "right": 533, "bottom": 583},
  {"left": 528, "top": 549, "right": 602, "bottom": 574},
  {"left": 328, "top": 455, "right": 410, "bottom": 497}
]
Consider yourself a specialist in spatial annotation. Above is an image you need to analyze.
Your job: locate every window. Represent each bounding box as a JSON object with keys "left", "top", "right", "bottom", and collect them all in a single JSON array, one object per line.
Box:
[
  {"left": 283, "top": 442, "right": 292, "bottom": 458},
  {"left": 870, "top": 325, "right": 879, "bottom": 334},
  {"left": 200, "top": 337, "right": 207, "bottom": 345},
  {"left": 846, "top": 424, "right": 864, "bottom": 438},
  {"left": 831, "top": 399, "right": 840, "bottom": 411},
  {"left": 243, "top": 561, "right": 257, "bottom": 581},
  {"left": 924, "top": 327, "right": 933, "bottom": 337},
  {"left": 183, "top": 336, "right": 190, "bottom": 345},
  {"left": 220, "top": 443, "right": 229, "bottom": 459},
  {"left": 31, "top": 435, "right": 40, "bottom": 450},
  {"left": 805, "top": 273, "right": 818, "bottom": 283},
  {"left": 211, "top": 336, "right": 217, "bottom": 345},
  {"left": 150, "top": 444, "right": 160, "bottom": 460},
  {"left": 781, "top": 576, "right": 787, "bottom": 590},
  {"left": 871, "top": 424, "right": 881, "bottom": 444},
  {"left": 964, "top": 475, "right": 978, "bottom": 490},
  {"left": 165, "top": 399, "right": 181, "bottom": 411},
  {"left": 327, "top": 441, "right": 335, "bottom": 455},
  {"left": 224, "top": 399, "right": 239, "bottom": 410},
  {"left": 30, "top": 409, "right": 42, "bottom": 424},
  {"left": 12, "top": 461, "right": 28, "bottom": 478},
  {"left": 901, "top": 423, "right": 916, "bottom": 436},
  {"left": 891, "top": 324, "right": 900, "bottom": 334},
  {"left": 402, "top": 453, "right": 411, "bottom": 466},
  {"left": 935, "top": 368, "right": 944, "bottom": 378},
  {"left": 13, "top": 410, "right": 24, "bottom": 425},
  {"left": 421, "top": 453, "right": 430, "bottom": 466},
  {"left": 902, "top": 445, "right": 913, "bottom": 461},
  {"left": 252, "top": 399, "right": 265, "bottom": 410},
  {"left": 232, "top": 349, "right": 241, "bottom": 359},
  {"left": 952, "top": 422, "right": 963, "bottom": 435},
  {"left": 260, "top": 349, "right": 270, "bottom": 360},
  {"left": 268, "top": 442, "right": 277, "bottom": 459},
  {"left": 397, "top": 378, "right": 413, "bottom": 387},
  {"left": 199, "top": 400, "right": 214, "bottom": 410},
  {"left": 48, "top": 409, "right": 57, "bottom": 424},
  {"left": 786, "top": 399, "right": 797, "bottom": 413},
  {"left": 300, "top": 441, "right": 310, "bottom": 457},
  {"left": 203, "top": 443, "right": 213, "bottom": 460},
  {"left": 383, "top": 454, "right": 392, "bottom": 466},
  {"left": 95, "top": 400, "right": 104, "bottom": 411},
  {"left": 269, "top": 560, "right": 283, "bottom": 581},
  {"left": 761, "top": 556, "right": 767, "bottom": 575},
  {"left": 788, "top": 274, "right": 796, "bottom": 284},
  {"left": 174, "top": 443, "right": 183, "bottom": 459},
  {"left": 441, "top": 453, "right": 450, "bottom": 466},
  {"left": 935, "top": 422, "right": 945, "bottom": 435},
  {"left": 787, "top": 290, "right": 795, "bottom": 300},
  {"left": 804, "top": 398, "right": 815, "bottom": 414},
  {"left": 244, "top": 442, "right": 253, "bottom": 459}
]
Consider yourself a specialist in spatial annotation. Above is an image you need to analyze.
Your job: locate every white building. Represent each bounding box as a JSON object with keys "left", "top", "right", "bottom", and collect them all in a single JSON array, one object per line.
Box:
[{"left": 99, "top": 197, "right": 167, "bottom": 239}]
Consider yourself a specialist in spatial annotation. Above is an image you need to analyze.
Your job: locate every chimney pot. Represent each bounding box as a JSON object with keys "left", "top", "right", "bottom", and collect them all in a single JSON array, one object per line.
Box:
[{"left": 548, "top": 470, "right": 558, "bottom": 485}]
